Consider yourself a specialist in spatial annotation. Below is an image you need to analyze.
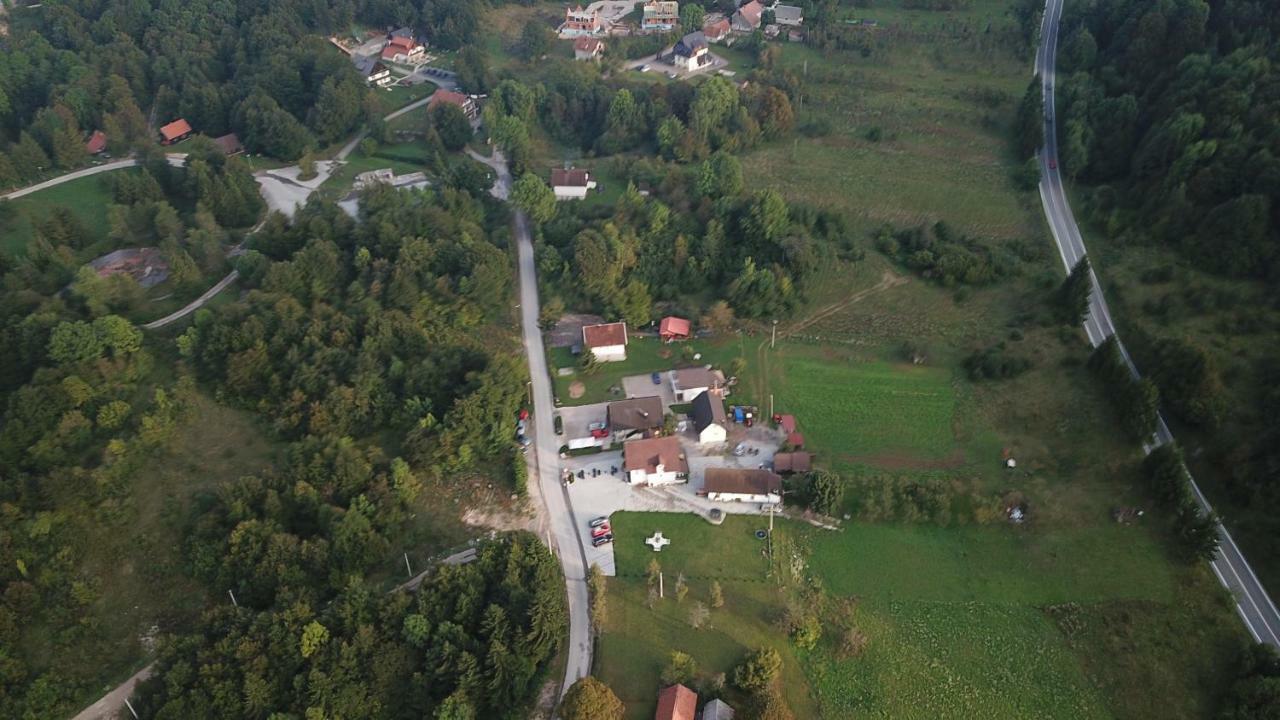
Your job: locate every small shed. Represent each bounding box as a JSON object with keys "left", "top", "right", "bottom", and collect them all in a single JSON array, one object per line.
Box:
[{"left": 659, "top": 316, "right": 691, "bottom": 341}]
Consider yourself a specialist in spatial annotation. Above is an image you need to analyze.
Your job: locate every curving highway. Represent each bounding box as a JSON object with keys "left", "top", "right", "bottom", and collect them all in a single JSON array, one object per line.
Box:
[{"left": 1036, "top": 0, "right": 1280, "bottom": 647}]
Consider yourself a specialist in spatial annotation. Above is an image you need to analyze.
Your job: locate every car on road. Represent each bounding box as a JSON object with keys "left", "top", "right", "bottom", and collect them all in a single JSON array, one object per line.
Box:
[
  {"left": 589, "top": 517, "right": 609, "bottom": 528},
  {"left": 554, "top": 415, "right": 564, "bottom": 435},
  {"left": 651, "top": 371, "right": 662, "bottom": 384},
  {"left": 733, "top": 442, "right": 747, "bottom": 457},
  {"left": 1048, "top": 158, "right": 1057, "bottom": 170},
  {"left": 639, "top": 64, "right": 650, "bottom": 72},
  {"left": 591, "top": 533, "right": 614, "bottom": 547},
  {"left": 591, "top": 523, "right": 611, "bottom": 538}
]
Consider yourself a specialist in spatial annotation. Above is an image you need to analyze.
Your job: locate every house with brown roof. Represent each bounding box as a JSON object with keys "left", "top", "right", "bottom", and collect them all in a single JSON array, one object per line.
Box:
[
  {"left": 574, "top": 36, "right": 606, "bottom": 61},
  {"left": 85, "top": 130, "right": 107, "bottom": 155},
  {"left": 772, "top": 451, "right": 811, "bottom": 474},
  {"left": 608, "top": 396, "right": 664, "bottom": 441},
  {"left": 704, "top": 467, "right": 782, "bottom": 504},
  {"left": 212, "top": 133, "right": 244, "bottom": 155},
  {"left": 582, "top": 321, "right": 628, "bottom": 361},
  {"left": 382, "top": 33, "right": 426, "bottom": 64},
  {"left": 624, "top": 435, "right": 688, "bottom": 485},
  {"left": 551, "top": 166, "right": 598, "bottom": 200},
  {"left": 691, "top": 389, "right": 728, "bottom": 444},
  {"left": 159, "top": 118, "right": 192, "bottom": 145},
  {"left": 671, "top": 366, "right": 724, "bottom": 403},
  {"left": 731, "top": 0, "right": 763, "bottom": 32},
  {"left": 428, "top": 89, "right": 478, "bottom": 120},
  {"left": 654, "top": 683, "right": 697, "bottom": 720},
  {"left": 659, "top": 316, "right": 691, "bottom": 341},
  {"left": 703, "top": 16, "right": 732, "bottom": 42}
]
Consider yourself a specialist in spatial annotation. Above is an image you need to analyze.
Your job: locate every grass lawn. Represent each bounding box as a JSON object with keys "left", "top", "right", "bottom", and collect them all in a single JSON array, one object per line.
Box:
[
  {"left": 550, "top": 334, "right": 755, "bottom": 407},
  {"left": 317, "top": 140, "right": 438, "bottom": 200},
  {"left": 0, "top": 170, "right": 126, "bottom": 257}
]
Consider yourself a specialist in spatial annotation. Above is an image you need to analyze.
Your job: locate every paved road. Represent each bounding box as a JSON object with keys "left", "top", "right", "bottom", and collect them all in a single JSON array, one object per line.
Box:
[
  {"left": 1036, "top": 0, "right": 1280, "bottom": 647},
  {"left": 1, "top": 156, "right": 187, "bottom": 201},
  {"left": 142, "top": 270, "right": 239, "bottom": 329}
]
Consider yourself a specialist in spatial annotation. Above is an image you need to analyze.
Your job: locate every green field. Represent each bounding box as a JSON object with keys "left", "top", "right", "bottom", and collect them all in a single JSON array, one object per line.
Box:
[
  {"left": 776, "top": 352, "right": 958, "bottom": 461},
  {"left": 0, "top": 171, "right": 124, "bottom": 257}
]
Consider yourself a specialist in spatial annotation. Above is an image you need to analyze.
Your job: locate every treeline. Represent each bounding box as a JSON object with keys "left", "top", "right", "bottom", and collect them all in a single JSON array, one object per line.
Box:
[
  {"left": 1056, "top": 0, "right": 1280, "bottom": 281},
  {"left": 134, "top": 530, "right": 565, "bottom": 719},
  {"left": 874, "top": 221, "right": 1019, "bottom": 286},
  {"left": 534, "top": 153, "right": 849, "bottom": 324}
]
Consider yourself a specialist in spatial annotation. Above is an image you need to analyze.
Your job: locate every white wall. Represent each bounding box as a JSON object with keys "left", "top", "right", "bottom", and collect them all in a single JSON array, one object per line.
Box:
[
  {"left": 588, "top": 343, "right": 626, "bottom": 361},
  {"left": 707, "top": 491, "right": 780, "bottom": 503},
  {"left": 629, "top": 469, "right": 682, "bottom": 485},
  {"left": 698, "top": 423, "right": 727, "bottom": 445},
  {"left": 554, "top": 186, "right": 590, "bottom": 200}
]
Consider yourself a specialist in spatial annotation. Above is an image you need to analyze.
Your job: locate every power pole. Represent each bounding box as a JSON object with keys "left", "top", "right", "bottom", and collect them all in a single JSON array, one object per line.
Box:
[
  {"left": 124, "top": 698, "right": 140, "bottom": 720},
  {"left": 403, "top": 552, "right": 413, "bottom": 578},
  {"left": 770, "top": 393, "right": 774, "bottom": 419},
  {"left": 659, "top": 571, "right": 665, "bottom": 599},
  {"left": 228, "top": 590, "right": 238, "bottom": 607},
  {"left": 771, "top": 319, "right": 778, "bottom": 349}
]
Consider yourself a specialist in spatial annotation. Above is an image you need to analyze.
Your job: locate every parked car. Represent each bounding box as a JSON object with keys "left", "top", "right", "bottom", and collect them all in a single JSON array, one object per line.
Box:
[
  {"left": 589, "top": 517, "right": 609, "bottom": 528},
  {"left": 1048, "top": 158, "right": 1057, "bottom": 170},
  {"left": 651, "top": 371, "right": 662, "bottom": 384},
  {"left": 516, "top": 419, "right": 527, "bottom": 435},
  {"left": 591, "top": 523, "right": 611, "bottom": 538},
  {"left": 592, "top": 533, "right": 614, "bottom": 547},
  {"left": 518, "top": 408, "right": 530, "bottom": 420},
  {"left": 554, "top": 415, "right": 564, "bottom": 435},
  {"left": 591, "top": 428, "right": 609, "bottom": 439}
]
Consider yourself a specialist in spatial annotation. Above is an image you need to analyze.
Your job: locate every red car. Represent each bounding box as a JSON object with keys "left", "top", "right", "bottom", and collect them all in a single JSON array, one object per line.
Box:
[
  {"left": 518, "top": 408, "right": 530, "bottom": 420},
  {"left": 591, "top": 523, "right": 612, "bottom": 538},
  {"left": 590, "top": 428, "right": 609, "bottom": 439}
]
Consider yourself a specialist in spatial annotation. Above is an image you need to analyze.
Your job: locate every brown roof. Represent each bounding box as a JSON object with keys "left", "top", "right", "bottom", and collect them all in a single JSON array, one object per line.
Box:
[
  {"left": 387, "top": 35, "right": 416, "bottom": 50},
  {"left": 159, "top": 118, "right": 192, "bottom": 141},
  {"left": 608, "top": 396, "right": 664, "bottom": 431},
  {"left": 673, "top": 367, "right": 723, "bottom": 391},
  {"left": 212, "top": 133, "right": 243, "bottom": 155},
  {"left": 660, "top": 316, "right": 691, "bottom": 337},
  {"left": 704, "top": 468, "right": 782, "bottom": 497},
  {"left": 624, "top": 436, "right": 687, "bottom": 475},
  {"left": 552, "top": 167, "right": 594, "bottom": 188},
  {"left": 655, "top": 684, "right": 697, "bottom": 720},
  {"left": 704, "top": 17, "right": 731, "bottom": 37},
  {"left": 773, "top": 451, "right": 811, "bottom": 473},
  {"left": 691, "top": 389, "right": 727, "bottom": 433},
  {"left": 429, "top": 89, "right": 471, "bottom": 109},
  {"left": 85, "top": 130, "right": 107, "bottom": 154},
  {"left": 582, "top": 321, "right": 627, "bottom": 348},
  {"left": 574, "top": 36, "right": 605, "bottom": 52}
]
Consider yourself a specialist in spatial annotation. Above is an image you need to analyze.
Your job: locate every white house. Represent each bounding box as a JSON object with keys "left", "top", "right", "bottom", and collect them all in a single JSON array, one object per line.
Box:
[
  {"left": 671, "top": 366, "right": 724, "bottom": 403},
  {"left": 624, "top": 435, "right": 688, "bottom": 485},
  {"left": 704, "top": 468, "right": 782, "bottom": 504},
  {"left": 381, "top": 33, "right": 426, "bottom": 64},
  {"left": 582, "top": 321, "right": 627, "bottom": 362},
  {"left": 551, "top": 167, "right": 598, "bottom": 200},
  {"left": 773, "top": 4, "right": 803, "bottom": 27},
  {"left": 691, "top": 390, "right": 728, "bottom": 445},
  {"left": 671, "top": 31, "right": 710, "bottom": 72}
]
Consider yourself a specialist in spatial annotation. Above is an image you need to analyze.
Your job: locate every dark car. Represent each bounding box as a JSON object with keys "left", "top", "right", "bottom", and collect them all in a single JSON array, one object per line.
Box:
[
  {"left": 589, "top": 516, "right": 609, "bottom": 528},
  {"left": 651, "top": 371, "right": 662, "bottom": 384},
  {"left": 1048, "top": 158, "right": 1057, "bottom": 170},
  {"left": 591, "top": 533, "right": 614, "bottom": 547}
]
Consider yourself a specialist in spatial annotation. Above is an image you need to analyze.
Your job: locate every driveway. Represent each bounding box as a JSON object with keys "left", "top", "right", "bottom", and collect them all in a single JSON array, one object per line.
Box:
[
  {"left": 623, "top": 52, "right": 728, "bottom": 79},
  {"left": 556, "top": 402, "right": 610, "bottom": 446},
  {"left": 621, "top": 371, "right": 676, "bottom": 408}
]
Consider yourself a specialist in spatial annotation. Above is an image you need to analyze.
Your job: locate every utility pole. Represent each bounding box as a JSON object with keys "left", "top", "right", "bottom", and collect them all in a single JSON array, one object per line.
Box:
[
  {"left": 659, "top": 571, "right": 665, "bottom": 599},
  {"left": 770, "top": 393, "right": 774, "bottom": 419},
  {"left": 124, "top": 698, "right": 140, "bottom": 719},
  {"left": 228, "top": 589, "right": 238, "bottom": 607},
  {"left": 403, "top": 552, "right": 413, "bottom": 578},
  {"left": 771, "top": 319, "right": 778, "bottom": 349}
]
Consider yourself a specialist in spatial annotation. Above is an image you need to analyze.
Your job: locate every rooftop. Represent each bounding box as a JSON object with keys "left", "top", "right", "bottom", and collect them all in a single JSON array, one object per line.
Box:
[
  {"left": 772, "top": 451, "right": 811, "bottom": 473},
  {"left": 582, "top": 321, "right": 627, "bottom": 348},
  {"left": 552, "top": 167, "right": 594, "bottom": 188},
  {"left": 623, "top": 436, "right": 687, "bottom": 475},
  {"left": 704, "top": 467, "right": 782, "bottom": 497},
  {"left": 673, "top": 366, "right": 723, "bottom": 390},
  {"left": 212, "top": 133, "right": 243, "bottom": 155},
  {"left": 659, "top": 316, "right": 691, "bottom": 337},
  {"left": 655, "top": 684, "right": 697, "bottom": 720},
  {"left": 85, "top": 130, "right": 107, "bottom": 154},
  {"left": 691, "top": 389, "right": 727, "bottom": 432},
  {"left": 159, "top": 118, "right": 192, "bottom": 141},
  {"left": 608, "top": 396, "right": 664, "bottom": 431}
]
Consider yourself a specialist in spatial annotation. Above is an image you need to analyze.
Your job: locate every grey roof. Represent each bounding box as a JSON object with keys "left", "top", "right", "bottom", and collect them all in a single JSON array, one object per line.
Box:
[
  {"left": 608, "top": 396, "right": 664, "bottom": 431},
  {"left": 672, "top": 366, "right": 723, "bottom": 392},
  {"left": 773, "top": 4, "right": 803, "bottom": 23},
  {"left": 703, "top": 699, "right": 735, "bottom": 720},
  {"left": 675, "top": 31, "right": 707, "bottom": 57},
  {"left": 691, "top": 390, "right": 727, "bottom": 433},
  {"left": 353, "top": 55, "right": 388, "bottom": 78}
]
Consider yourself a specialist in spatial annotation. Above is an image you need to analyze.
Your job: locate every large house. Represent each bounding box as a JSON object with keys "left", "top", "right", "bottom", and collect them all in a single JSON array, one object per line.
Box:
[
  {"left": 659, "top": 316, "right": 691, "bottom": 341},
  {"left": 671, "top": 366, "right": 724, "bottom": 403},
  {"left": 671, "top": 30, "right": 710, "bottom": 71},
  {"left": 731, "top": 0, "right": 763, "bottom": 32},
  {"left": 582, "top": 321, "right": 628, "bottom": 361},
  {"left": 642, "top": 1, "right": 680, "bottom": 31},
  {"left": 704, "top": 467, "right": 782, "bottom": 504},
  {"left": 624, "top": 435, "right": 688, "bottom": 485},
  {"left": 607, "top": 396, "right": 664, "bottom": 442},
  {"left": 551, "top": 167, "right": 598, "bottom": 200},
  {"left": 773, "top": 3, "right": 804, "bottom": 26},
  {"left": 655, "top": 684, "right": 698, "bottom": 720},
  {"left": 691, "top": 389, "right": 728, "bottom": 445},
  {"left": 428, "top": 89, "right": 478, "bottom": 120},
  {"left": 703, "top": 17, "right": 732, "bottom": 42},
  {"left": 159, "top": 118, "right": 192, "bottom": 145},
  {"left": 561, "top": 6, "right": 604, "bottom": 37},
  {"left": 382, "top": 33, "right": 426, "bottom": 64},
  {"left": 574, "top": 36, "right": 606, "bottom": 61},
  {"left": 354, "top": 56, "right": 393, "bottom": 86}
]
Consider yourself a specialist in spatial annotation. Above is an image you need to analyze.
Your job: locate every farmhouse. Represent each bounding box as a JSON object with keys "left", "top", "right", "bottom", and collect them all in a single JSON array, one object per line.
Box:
[
  {"left": 659, "top": 315, "right": 691, "bottom": 341},
  {"left": 574, "top": 36, "right": 605, "bottom": 60},
  {"left": 381, "top": 33, "right": 426, "bottom": 64},
  {"left": 772, "top": 451, "right": 811, "bottom": 474},
  {"left": 773, "top": 4, "right": 803, "bottom": 26},
  {"left": 551, "top": 167, "right": 598, "bottom": 200},
  {"left": 623, "top": 435, "right": 688, "bottom": 485},
  {"left": 607, "top": 396, "right": 664, "bottom": 441},
  {"left": 691, "top": 390, "right": 728, "bottom": 445},
  {"left": 159, "top": 118, "right": 192, "bottom": 145},
  {"left": 702, "top": 699, "right": 736, "bottom": 720},
  {"left": 654, "top": 684, "right": 697, "bottom": 720},
  {"left": 561, "top": 6, "right": 604, "bottom": 37},
  {"left": 731, "top": 0, "right": 763, "bottom": 32},
  {"left": 671, "top": 366, "right": 724, "bottom": 403},
  {"left": 582, "top": 321, "right": 628, "bottom": 361},
  {"left": 212, "top": 133, "right": 244, "bottom": 155},
  {"left": 704, "top": 467, "right": 782, "bottom": 504},
  {"left": 642, "top": 1, "right": 680, "bottom": 31},
  {"left": 85, "top": 130, "right": 107, "bottom": 155},
  {"left": 703, "top": 17, "right": 731, "bottom": 42},
  {"left": 354, "top": 56, "right": 393, "bottom": 86},
  {"left": 671, "top": 31, "right": 710, "bottom": 72},
  {"left": 428, "top": 89, "right": 478, "bottom": 120}
]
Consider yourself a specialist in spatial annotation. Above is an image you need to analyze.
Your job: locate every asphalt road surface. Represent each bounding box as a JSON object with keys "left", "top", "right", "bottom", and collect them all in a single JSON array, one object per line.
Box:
[{"left": 1037, "top": 0, "right": 1280, "bottom": 647}]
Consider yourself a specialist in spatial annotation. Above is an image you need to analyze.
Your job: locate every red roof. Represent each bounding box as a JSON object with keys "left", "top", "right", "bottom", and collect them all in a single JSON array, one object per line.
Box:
[
  {"left": 787, "top": 431, "right": 805, "bottom": 448},
  {"left": 582, "top": 321, "right": 627, "bottom": 348},
  {"left": 387, "top": 35, "right": 416, "bottom": 50},
  {"left": 574, "top": 36, "right": 605, "bottom": 52},
  {"left": 704, "top": 17, "right": 731, "bottom": 38},
  {"left": 659, "top": 316, "right": 691, "bottom": 338},
  {"left": 381, "top": 45, "right": 401, "bottom": 60},
  {"left": 552, "top": 167, "right": 593, "bottom": 188},
  {"left": 773, "top": 451, "right": 811, "bottom": 473},
  {"left": 429, "top": 89, "right": 470, "bottom": 109},
  {"left": 85, "top": 130, "right": 107, "bottom": 154},
  {"left": 655, "top": 684, "right": 697, "bottom": 720},
  {"left": 159, "top": 118, "right": 192, "bottom": 142},
  {"left": 778, "top": 414, "right": 797, "bottom": 433}
]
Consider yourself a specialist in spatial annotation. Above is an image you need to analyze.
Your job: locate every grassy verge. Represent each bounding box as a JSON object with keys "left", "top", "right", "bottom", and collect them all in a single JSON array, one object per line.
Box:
[{"left": 0, "top": 171, "right": 126, "bottom": 257}]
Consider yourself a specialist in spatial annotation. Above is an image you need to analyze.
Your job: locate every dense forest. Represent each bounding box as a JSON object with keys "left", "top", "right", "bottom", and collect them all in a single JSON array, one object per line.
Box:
[{"left": 1055, "top": 0, "right": 1280, "bottom": 578}]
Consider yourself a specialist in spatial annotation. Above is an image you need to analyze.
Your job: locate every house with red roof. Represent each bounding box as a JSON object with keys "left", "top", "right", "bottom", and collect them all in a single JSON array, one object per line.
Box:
[
  {"left": 582, "top": 321, "right": 628, "bottom": 361},
  {"left": 381, "top": 33, "right": 425, "bottom": 64},
  {"left": 427, "top": 89, "right": 478, "bottom": 120},
  {"left": 551, "top": 167, "right": 597, "bottom": 200},
  {"left": 731, "top": 0, "right": 763, "bottom": 32},
  {"left": 159, "top": 118, "right": 192, "bottom": 145},
  {"left": 659, "top": 316, "right": 691, "bottom": 341},
  {"left": 84, "top": 130, "right": 107, "bottom": 155},
  {"left": 703, "top": 17, "right": 732, "bottom": 43},
  {"left": 574, "top": 36, "right": 606, "bottom": 61},
  {"left": 654, "top": 683, "right": 697, "bottom": 720}
]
